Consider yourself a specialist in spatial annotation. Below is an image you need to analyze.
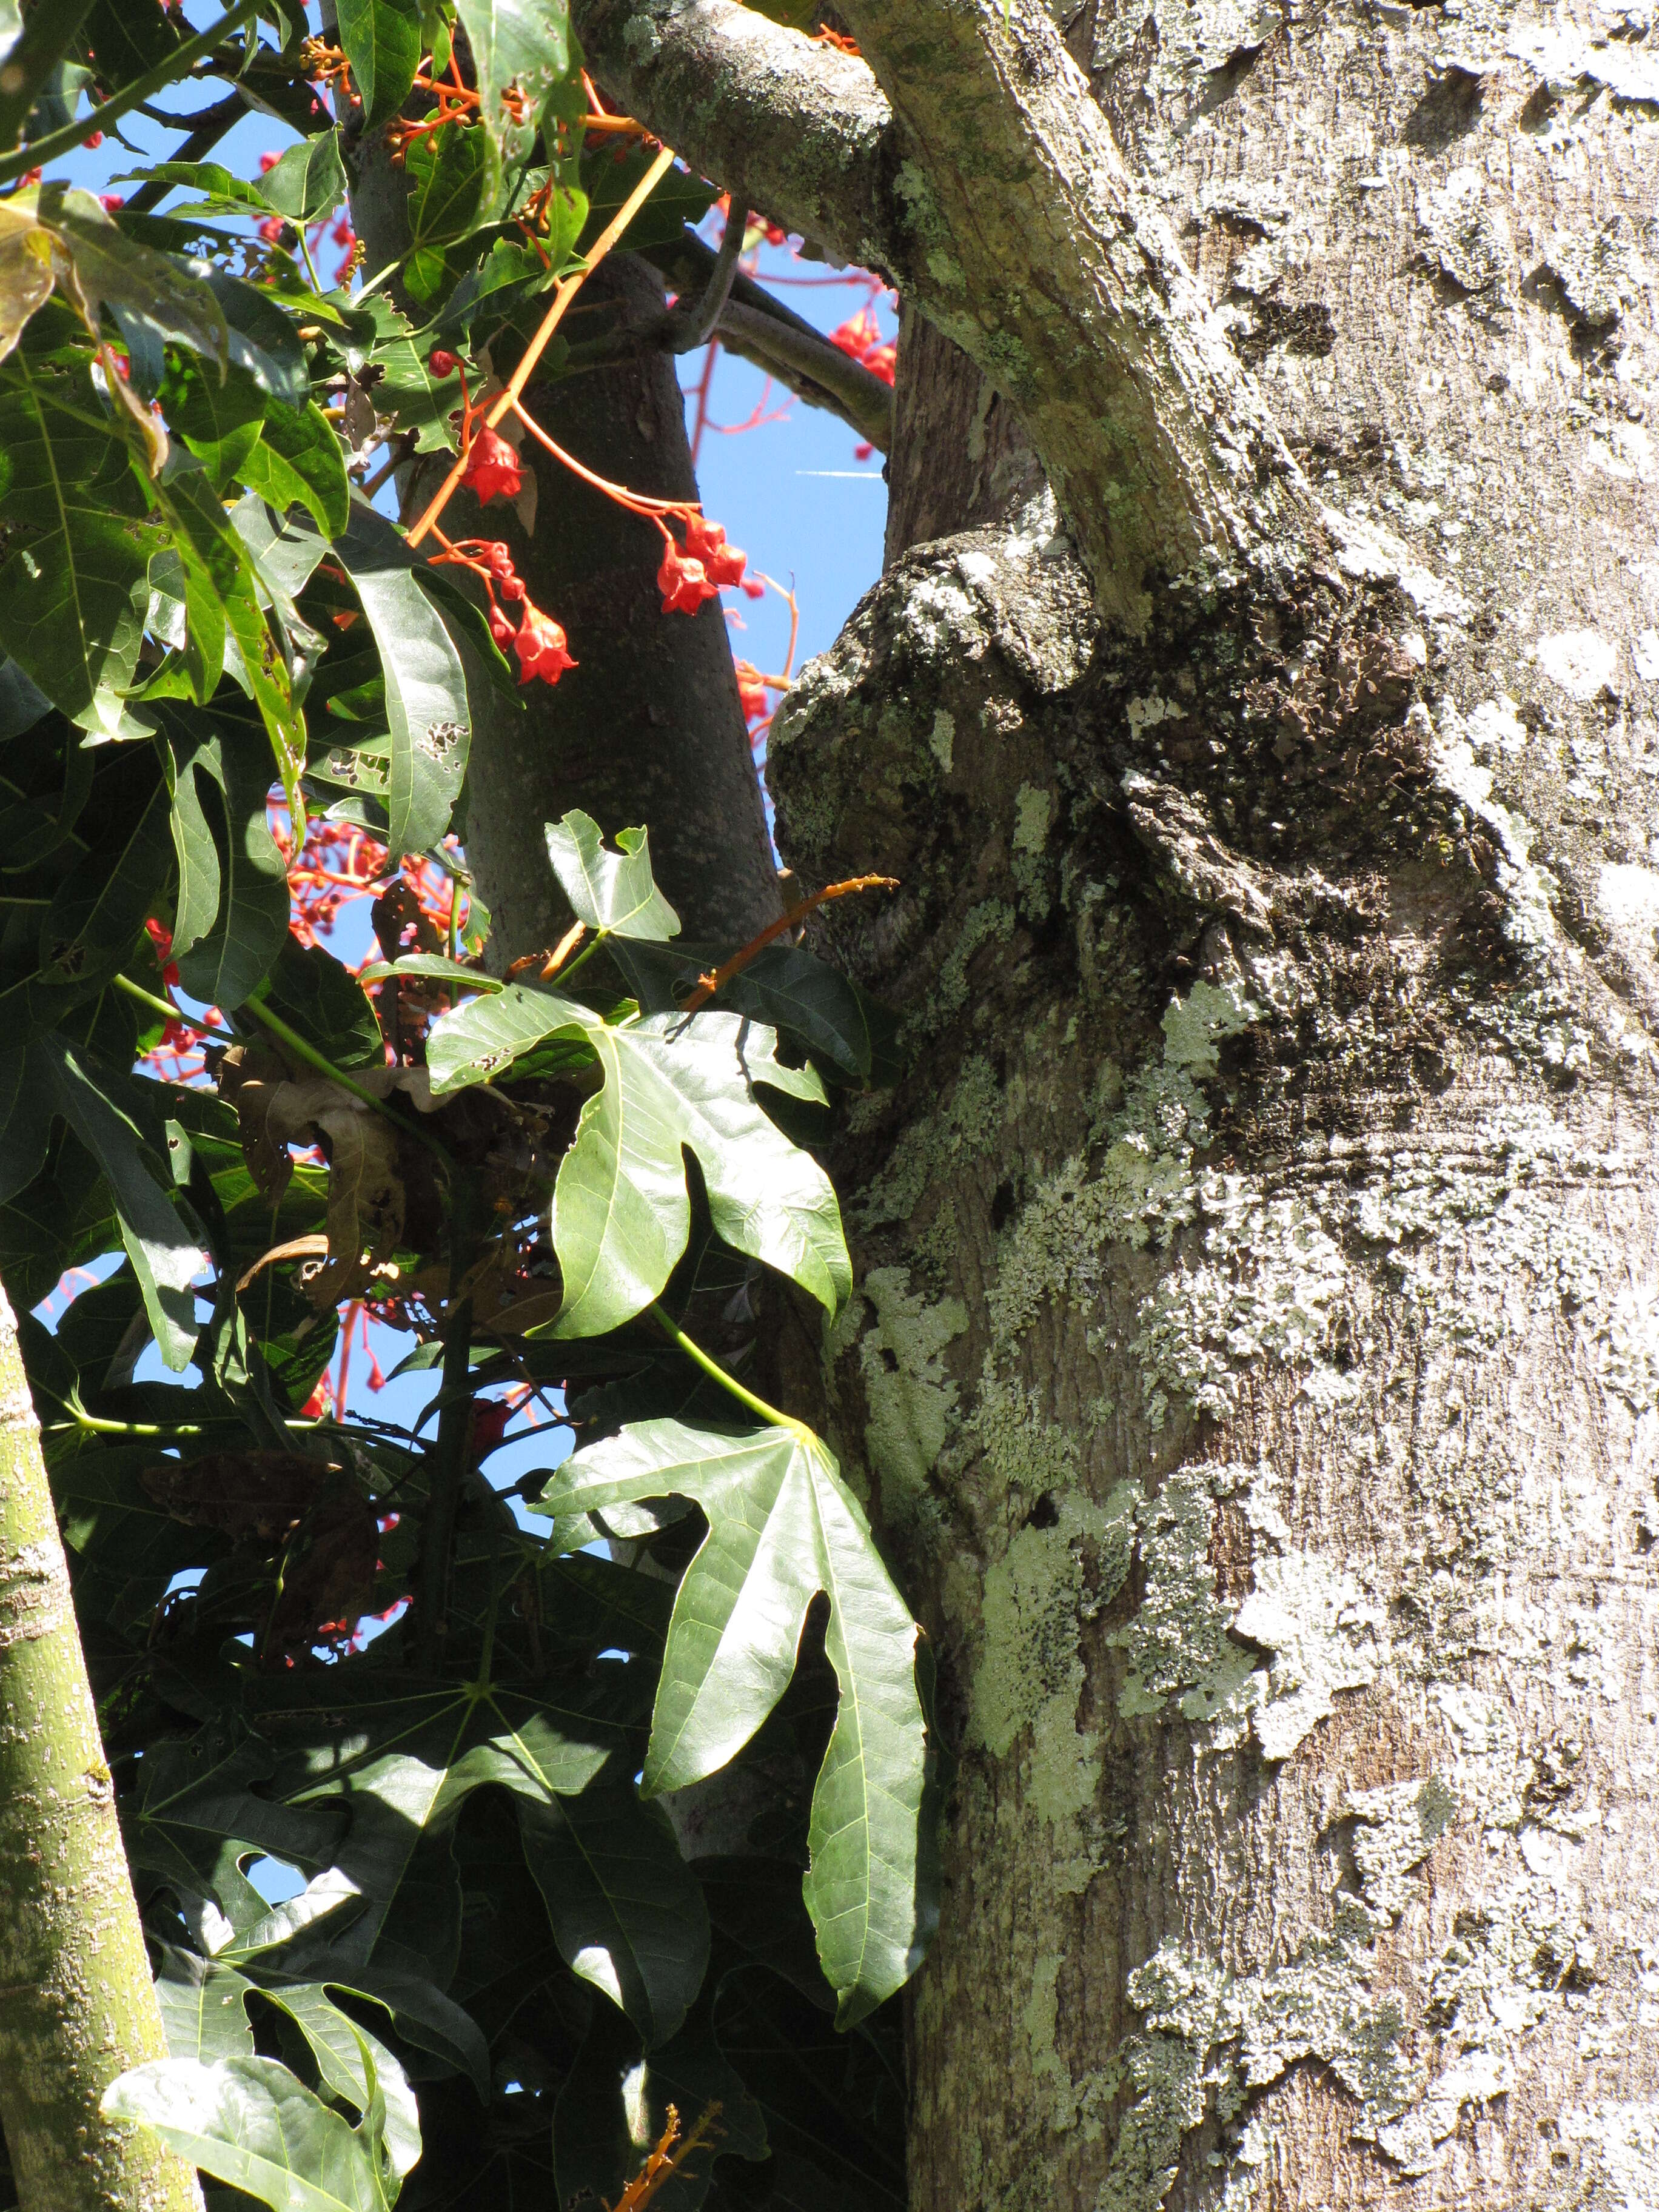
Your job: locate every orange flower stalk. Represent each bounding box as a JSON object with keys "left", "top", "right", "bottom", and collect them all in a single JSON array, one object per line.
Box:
[
  {"left": 682, "top": 875, "right": 900, "bottom": 1011},
  {"left": 406, "top": 143, "right": 679, "bottom": 551}
]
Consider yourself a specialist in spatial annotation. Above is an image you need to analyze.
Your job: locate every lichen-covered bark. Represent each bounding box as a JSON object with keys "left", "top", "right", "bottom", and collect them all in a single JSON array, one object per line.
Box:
[
  {"left": 573, "top": 0, "right": 1310, "bottom": 619},
  {"left": 760, "top": 3, "right": 1659, "bottom": 2203},
  {"left": 0, "top": 1284, "right": 200, "bottom": 2212}
]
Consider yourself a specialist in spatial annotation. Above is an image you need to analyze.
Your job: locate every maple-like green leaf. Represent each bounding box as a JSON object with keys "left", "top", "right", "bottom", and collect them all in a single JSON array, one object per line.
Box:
[
  {"left": 545, "top": 810, "right": 681, "bottom": 943},
  {"left": 103, "top": 2048, "right": 399, "bottom": 2212},
  {"left": 536, "top": 1420, "right": 932, "bottom": 2024},
  {"left": 427, "top": 991, "right": 850, "bottom": 1336},
  {"left": 242, "top": 1666, "right": 706, "bottom": 2043},
  {"left": 155, "top": 1950, "right": 423, "bottom": 2180}
]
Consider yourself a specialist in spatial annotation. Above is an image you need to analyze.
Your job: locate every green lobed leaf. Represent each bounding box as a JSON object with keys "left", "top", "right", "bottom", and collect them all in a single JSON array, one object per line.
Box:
[
  {"left": 102, "top": 2052, "right": 399, "bottom": 2212},
  {"left": 537, "top": 1420, "right": 932, "bottom": 2025},
  {"left": 609, "top": 938, "right": 902, "bottom": 1087},
  {"left": 335, "top": 504, "right": 472, "bottom": 859},
  {"left": 515, "top": 1772, "right": 709, "bottom": 2045},
  {"left": 427, "top": 989, "right": 848, "bottom": 1333},
  {"left": 454, "top": 0, "right": 572, "bottom": 159},
  {"left": 545, "top": 811, "right": 682, "bottom": 943},
  {"left": 336, "top": 0, "right": 423, "bottom": 130},
  {"left": 235, "top": 1666, "right": 705, "bottom": 2043},
  {"left": 403, "top": 122, "right": 496, "bottom": 306},
  {"left": 261, "top": 132, "right": 349, "bottom": 227},
  {"left": 0, "top": 318, "right": 163, "bottom": 720}
]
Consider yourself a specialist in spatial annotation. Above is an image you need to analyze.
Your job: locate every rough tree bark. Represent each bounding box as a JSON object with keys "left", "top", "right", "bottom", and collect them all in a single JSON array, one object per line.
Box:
[
  {"left": 0, "top": 1287, "right": 201, "bottom": 2212},
  {"left": 477, "top": 1, "right": 1659, "bottom": 2205}
]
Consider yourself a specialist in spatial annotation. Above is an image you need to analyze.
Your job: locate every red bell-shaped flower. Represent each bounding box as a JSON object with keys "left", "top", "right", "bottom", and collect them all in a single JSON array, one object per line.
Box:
[{"left": 461, "top": 426, "right": 523, "bottom": 506}]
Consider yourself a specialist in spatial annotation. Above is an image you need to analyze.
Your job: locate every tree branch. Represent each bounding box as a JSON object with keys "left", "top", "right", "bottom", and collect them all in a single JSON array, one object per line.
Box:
[
  {"left": 572, "top": 0, "right": 1319, "bottom": 624},
  {"left": 644, "top": 229, "right": 894, "bottom": 451}
]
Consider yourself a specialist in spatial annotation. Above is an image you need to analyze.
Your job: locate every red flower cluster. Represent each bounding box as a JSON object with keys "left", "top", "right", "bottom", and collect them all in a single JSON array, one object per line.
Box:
[
  {"left": 828, "top": 303, "right": 897, "bottom": 387},
  {"left": 429, "top": 535, "right": 574, "bottom": 688},
  {"left": 655, "top": 512, "right": 748, "bottom": 616},
  {"left": 656, "top": 536, "right": 718, "bottom": 616},
  {"left": 684, "top": 512, "right": 747, "bottom": 587}
]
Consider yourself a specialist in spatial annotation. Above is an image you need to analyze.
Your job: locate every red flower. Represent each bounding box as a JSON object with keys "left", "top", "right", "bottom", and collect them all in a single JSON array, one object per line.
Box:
[
  {"left": 461, "top": 427, "right": 523, "bottom": 506},
  {"left": 144, "top": 917, "right": 181, "bottom": 989},
  {"left": 260, "top": 151, "right": 281, "bottom": 173},
  {"left": 734, "top": 659, "right": 768, "bottom": 720},
  {"left": 258, "top": 216, "right": 284, "bottom": 243},
  {"left": 484, "top": 541, "right": 525, "bottom": 598},
  {"left": 85, "top": 132, "right": 102, "bottom": 149},
  {"left": 428, "top": 348, "right": 460, "bottom": 378},
  {"left": 740, "top": 577, "right": 765, "bottom": 600},
  {"left": 657, "top": 538, "right": 717, "bottom": 617},
  {"left": 514, "top": 604, "right": 575, "bottom": 685},
  {"left": 98, "top": 193, "right": 124, "bottom": 212},
  {"left": 487, "top": 602, "right": 517, "bottom": 651},
  {"left": 685, "top": 513, "right": 747, "bottom": 588}
]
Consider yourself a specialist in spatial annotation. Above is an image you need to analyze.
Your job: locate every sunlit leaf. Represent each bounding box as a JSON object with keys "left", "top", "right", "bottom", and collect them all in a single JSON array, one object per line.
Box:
[
  {"left": 545, "top": 811, "right": 682, "bottom": 943},
  {"left": 427, "top": 991, "right": 850, "bottom": 1334},
  {"left": 537, "top": 1419, "right": 932, "bottom": 2025},
  {"left": 102, "top": 2049, "right": 399, "bottom": 2212}
]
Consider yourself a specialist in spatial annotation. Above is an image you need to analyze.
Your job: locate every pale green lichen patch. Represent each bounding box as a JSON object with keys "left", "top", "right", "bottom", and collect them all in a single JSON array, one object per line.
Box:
[
  {"left": 1012, "top": 782, "right": 1056, "bottom": 917},
  {"left": 987, "top": 980, "right": 1258, "bottom": 1345},
  {"left": 1131, "top": 1184, "right": 1353, "bottom": 1430},
  {"left": 860, "top": 1055, "right": 1002, "bottom": 1227},
  {"left": 1106, "top": 1461, "right": 1380, "bottom": 1758},
  {"left": 1232, "top": 1552, "right": 1383, "bottom": 1761},
  {"left": 1100, "top": 1910, "right": 1435, "bottom": 2210},
  {"left": 1346, "top": 1776, "right": 1459, "bottom": 1926},
  {"left": 1108, "top": 1463, "right": 1261, "bottom": 1737},
  {"left": 859, "top": 1268, "right": 967, "bottom": 1530}
]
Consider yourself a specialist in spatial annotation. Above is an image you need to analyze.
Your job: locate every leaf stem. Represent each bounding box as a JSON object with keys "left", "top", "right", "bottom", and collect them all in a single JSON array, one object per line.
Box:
[
  {"left": 238, "top": 993, "right": 454, "bottom": 1170},
  {"left": 416, "top": 1302, "right": 474, "bottom": 1667},
  {"left": 648, "top": 1302, "right": 814, "bottom": 1443},
  {"left": 0, "top": 0, "right": 99, "bottom": 156},
  {"left": 0, "top": 0, "right": 261, "bottom": 187},
  {"left": 112, "top": 971, "right": 228, "bottom": 1034},
  {"left": 406, "top": 142, "right": 679, "bottom": 549}
]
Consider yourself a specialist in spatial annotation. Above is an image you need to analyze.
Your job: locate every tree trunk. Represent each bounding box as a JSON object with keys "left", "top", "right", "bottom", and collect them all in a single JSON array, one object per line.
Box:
[
  {"left": 452, "top": 0, "right": 1659, "bottom": 2197},
  {"left": 759, "top": 4, "right": 1659, "bottom": 2203},
  {"left": 343, "top": 110, "right": 781, "bottom": 957},
  {"left": 0, "top": 1285, "right": 200, "bottom": 2212}
]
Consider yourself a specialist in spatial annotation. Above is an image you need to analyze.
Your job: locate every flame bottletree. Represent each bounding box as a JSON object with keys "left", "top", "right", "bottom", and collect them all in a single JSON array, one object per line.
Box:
[
  {"left": 5, "top": 0, "right": 1659, "bottom": 2209},
  {"left": 0, "top": 3, "right": 921, "bottom": 2208}
]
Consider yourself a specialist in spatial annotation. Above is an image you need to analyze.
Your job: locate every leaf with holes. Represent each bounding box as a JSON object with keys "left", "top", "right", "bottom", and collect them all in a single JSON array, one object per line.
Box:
[
  {"left": 335, "top": 504, "right": 472, "bottom": 859},
  {"left": 545, "top": 811, "right": 681, "bottom": 943}
]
